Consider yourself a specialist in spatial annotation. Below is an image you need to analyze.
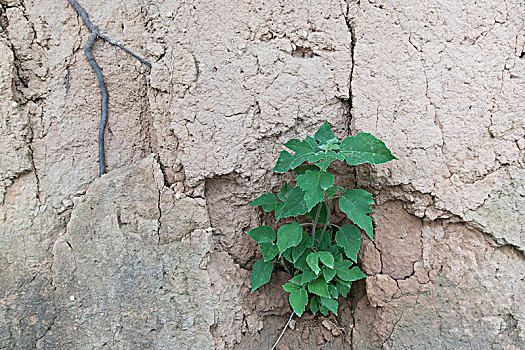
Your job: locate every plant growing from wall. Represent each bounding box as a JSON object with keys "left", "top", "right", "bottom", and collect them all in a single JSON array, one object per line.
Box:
[{"left": 247, "top": 121, "right": 396, "bottom": 318}]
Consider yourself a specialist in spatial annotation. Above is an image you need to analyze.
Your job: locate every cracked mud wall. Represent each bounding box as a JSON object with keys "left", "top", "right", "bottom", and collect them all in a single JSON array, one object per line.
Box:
[{"left": 1, "top": 0, "right": 524, "bottom": 349}]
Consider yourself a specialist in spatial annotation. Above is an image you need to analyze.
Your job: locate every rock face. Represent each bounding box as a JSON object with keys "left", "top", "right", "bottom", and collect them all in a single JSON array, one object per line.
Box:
[
  {"left": 42, "top": 157, "right": 243, "bottom": 349},
  {"left": 0, "top": 0, "right": 524, "bottom": 349},
  {"left": 366, "top": 274, "right": 398, "bottom": 308}
]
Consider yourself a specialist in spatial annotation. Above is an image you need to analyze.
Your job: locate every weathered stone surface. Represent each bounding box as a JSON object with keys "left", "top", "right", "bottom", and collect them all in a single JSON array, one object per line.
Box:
[
  {"left": 374, "top": 201, "right": 422, "bottom": 279},
  {"left": 40, "top": 157, "right": 243, "bottom": 349},
  {"left": 359, "top": 239, "right": 381, "bottom": 276},
  {"left": 354, "top": 224, "right": 525, "bottom": 349},
  {"left": 1, "top": 0, "right": 524, "bottom": 349},
  {"left": 146, "top": 0, "right": 353, "bottom": 264},
  {"left": 0, "top": 0, "right": 20, "bottom": 6},
  {"left": 351, "top": 0, "right": 525, "bottom": 250},
  {"left": 0, "top": 37, "right": 32, "bottom": 204},
  {"left": 366, "top": 274, "right": 398, "bottom": 308}
]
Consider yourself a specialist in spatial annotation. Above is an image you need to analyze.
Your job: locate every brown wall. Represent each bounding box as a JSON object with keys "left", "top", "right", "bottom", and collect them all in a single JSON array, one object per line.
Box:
[{"left": 1, "top": 0, "right": 524, "bottom": 348}]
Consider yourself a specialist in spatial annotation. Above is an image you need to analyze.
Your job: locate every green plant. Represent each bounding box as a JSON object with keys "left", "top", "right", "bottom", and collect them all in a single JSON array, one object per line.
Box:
[{"left": 247, "top": 121, "right": 397, "bottom": 317}]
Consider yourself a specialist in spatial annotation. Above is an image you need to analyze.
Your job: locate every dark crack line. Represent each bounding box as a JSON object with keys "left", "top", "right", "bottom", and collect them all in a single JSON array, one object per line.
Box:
[
  {"left": 344, "top": 1, "right": 356, "bottom": 136},
  {"left": 6, "top": 34, "right": 43, "bottom": 203},
  {"left": 157, "top": 186, "right": 162, "bottom": 246},
  {"left": 381, "top": 310, "right": 403, "bottom": 348},
  {"left": 68, "top": 0, "right": 151, "bottom": 176}
]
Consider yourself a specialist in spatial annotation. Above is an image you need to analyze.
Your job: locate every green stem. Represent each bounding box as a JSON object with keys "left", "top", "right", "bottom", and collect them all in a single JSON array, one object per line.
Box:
[
  {"left": 311, "top": 201, "right": 322, "bottom": 238},
  {"left": 281, "top": 257, "right": 291, "bottom": 274},
  {"left": 318, "top": 198, "right": 332, "bottom": 250}
]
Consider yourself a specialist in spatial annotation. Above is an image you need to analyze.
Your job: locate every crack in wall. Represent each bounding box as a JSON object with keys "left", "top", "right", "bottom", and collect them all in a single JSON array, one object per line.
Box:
[
  {"left": 381, "top": 309, "right": 404, "bottom": 348},
  {"left": 0, "top": 5, "right": 8, "bottom": 32},
  {"left": 2, "top": 29, "right": 41, "bottom": 205},
  {"left": 343, "top": 0, "right": 356, "bottom": 136}
]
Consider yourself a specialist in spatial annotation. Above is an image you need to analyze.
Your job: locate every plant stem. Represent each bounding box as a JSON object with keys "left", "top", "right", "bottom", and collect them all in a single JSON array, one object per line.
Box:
[
  {"left": 271, "top": 313, "right": 294, "bottom": 350},
  {"left": 318, "top": 198, "right": 332, "bottom": 250},
  {"left": 311, "top": 202, "right": 323, "bottom": 237},
  {"left": 281, "top": 257, "right": 291, "bottom": 274}
]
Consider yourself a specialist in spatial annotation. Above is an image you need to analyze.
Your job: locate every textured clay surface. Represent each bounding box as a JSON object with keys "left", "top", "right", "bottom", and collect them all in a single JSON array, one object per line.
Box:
[{"left": 1, "top": 0, "right": 524, "bottom": 349}]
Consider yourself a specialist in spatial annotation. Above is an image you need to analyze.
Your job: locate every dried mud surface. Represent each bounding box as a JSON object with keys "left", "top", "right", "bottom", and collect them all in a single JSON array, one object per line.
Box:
[{"left": 1, "top": 0, "right": 524, "bottom": 349}]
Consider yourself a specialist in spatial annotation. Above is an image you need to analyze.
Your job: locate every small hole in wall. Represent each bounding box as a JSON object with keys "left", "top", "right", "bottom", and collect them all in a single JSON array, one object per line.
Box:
[
  {"left": 520, "top": 51, "right": 525, "bottom": 59},
  {"left": 292, "top": 46, "right": 317, "bottom": 59}
]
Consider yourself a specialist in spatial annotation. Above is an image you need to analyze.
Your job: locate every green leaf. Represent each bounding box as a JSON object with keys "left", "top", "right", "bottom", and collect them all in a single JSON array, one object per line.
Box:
[
  {"left": 335, "top": 279, "right": 352, "bottom": 297},
  {"left": 289, "top": 287, "right": 308, "bottom": 316},
  {"left": 294, "top": 164, "right": 319, "bottom": 175},
  {"left": 275, "top": 202, "right": 284, "bottom": 215},
  {"left": 294, "top": 251, "right": 309, "bottom": 271},
  {"left": 320, "top": 296, "right": 338, "bottom": 315},
  {"left": 326, "top": 185, "right": 341, "bottom": 199},
  {"left": 346, "top": 266, "right": 367, "bottom": 281},
  {"left": 250, "top": 193, "right": 278, "bottom": 212},
  {"left": 290, "top": 274, "right": 304, "bottom": 285},
  {"left": 301, "top": 268, "right": 318, "bottom": 284},
  {"left": 278, "top": 139, "right": 315, "bottom": 170},
  {"left": 321, "top": 143, "right": 341, "bottom": 151},
  {"left": 312, "top": 158, "right": 335, "bottom": 172},
  {"left": 339, "top": 188, "right": 374, "bottom": 240},
  {"left": 308, "top": 151, "right": 345, "bottom": 171},
  {"left": 283, "top": 282, "right": 300, "bottom": 292},
  {"left": 319, "top": 305, "right": 329, "bottom": 316},
  {"left": 335, "top": 261, "right": 367, "bottom": 282},
  {"left": 306, "top": 253, "right": 321, "bottom": 275},
  {"left": 275, "top": 187, "right": 308, "bottom": 221},
  {"left": 328, "top": 284, "right": 339, "bottom": 299},
  {"left": 259, "top": 242, "right": 279, "bottom": 262},
  {"left": 317, "top": 251, "right": 334, "bottom": 269},
  {"left": 310, "top": 295, "right": 320, "bottom": 314},
  {"left": 306, "top": 135, "right": 320, "bottom": 153},
  {"left": 328, "top": 244, "right": 342, "bottom": 257},
  {"left": 305, "top": 202, "right": 328, "bottom": 224},
  {"left": 276, "top": 222, "right": 303, "bottom": 253},
  {"left": 296, "top": 170, "right": 334, "bottom": 211},
  {"left": 251, "top": 260, "right": 274, "bottom": 293},
  {"left": 278, "top": 183, "right": 291, "bottom": 201},
  {"left": 314, "top": 229, "right": 332, "bottom": 251},
  {"left": 335, "top": 225, "right": 362, "bottom": 263},
  {"left": 273, "top": 150, "right": 294, "bottom": 173},
  {"left": 322, "top": 266, "right": 336, "bottom": 282},
  {"left": 285, "top": 138, "right": 314, "bottom": 157},
  {"left": 308, "top": 276, "right": 330, "bottom": 297},
  {"left": 292, "top": 233, "right": 313, "bottom": 263},
  {"left": 315, "top": 121, "right": 338, "bottom": 146},
  {"left": 246, "top": 226, "right": 276, "bottom": 243},
  {"left": 281, "top": 248, "right": 293, "bottom": 262},
  {"left": 334, "top": 261, "right": 351, "bottom": 281},
  {"left": 340, "top": 133, "right": 397, "bottom": 165},
  {"left": 308, "top": 151, "right": 333, "bottom": 163}
]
